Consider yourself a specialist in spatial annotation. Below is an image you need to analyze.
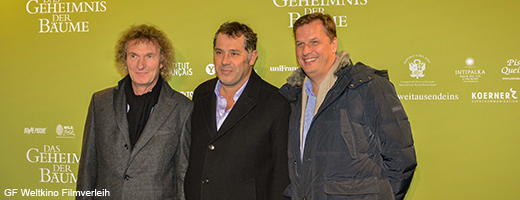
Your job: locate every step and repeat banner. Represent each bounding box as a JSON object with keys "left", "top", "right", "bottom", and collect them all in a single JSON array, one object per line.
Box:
[{"left": 1, "top": 0, "right": 519, "bottom": 199}]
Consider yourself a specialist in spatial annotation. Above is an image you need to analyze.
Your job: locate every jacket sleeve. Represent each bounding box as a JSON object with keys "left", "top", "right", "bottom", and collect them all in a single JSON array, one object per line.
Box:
[
  {"left": 268, "top": 100, "right": 291, "bottom": 200},
  {"left": 76, "top": 94, "right": 97, "bottom": 200},
  {"left": 174, "top": 103, "right": 193, "bottom": 200},
  {"left": 365, "top": 77, "right": 417, "bottom": 200}
]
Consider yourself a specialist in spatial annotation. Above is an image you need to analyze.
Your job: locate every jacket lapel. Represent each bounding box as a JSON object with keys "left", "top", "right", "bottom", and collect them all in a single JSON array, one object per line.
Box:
[
  {"left": 199, "top": 80, "right": 218, "bottom": 138},
  {"left": 211, "top": 71, "right": 261, "bottom": 142},
  {"left": 130, "top": 80, "right": 178, "bottom": 157},
  {"left": 114, "top": 77, "right": 131, "bottom": 150}
]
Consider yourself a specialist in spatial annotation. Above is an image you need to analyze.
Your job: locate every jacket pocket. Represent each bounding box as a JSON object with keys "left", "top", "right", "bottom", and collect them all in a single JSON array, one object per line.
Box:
[
  {"left": 340, "top": 109, "right": 357, "bottom": 159},
  {"left": 324, "top": 177, "right": 380, "bottom": 195},
  {"left": 238, "top": 178, "right": 257, "bottom": 200}
]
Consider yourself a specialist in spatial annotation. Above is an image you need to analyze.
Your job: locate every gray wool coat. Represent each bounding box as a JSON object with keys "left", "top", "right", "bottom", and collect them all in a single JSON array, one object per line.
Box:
[{"left": 76, "top": 76, "right": 193, "bottom": 200}]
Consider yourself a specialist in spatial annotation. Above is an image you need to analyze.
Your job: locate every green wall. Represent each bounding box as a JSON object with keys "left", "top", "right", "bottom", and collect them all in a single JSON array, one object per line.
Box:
[{"left": 1, "top": 0, "right": 519, "bottom": 199}]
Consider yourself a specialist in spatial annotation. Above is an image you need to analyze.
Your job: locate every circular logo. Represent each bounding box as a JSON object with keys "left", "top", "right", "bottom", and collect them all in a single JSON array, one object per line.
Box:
[
  {"left": 56, "top": 124, "right": 64, "bottom": 135},
  {"left": 466, "top": 58, "right": 474, "bottom": 66},
  {"left": 206, "top": 64, "right": 215, "bottom": 76}
]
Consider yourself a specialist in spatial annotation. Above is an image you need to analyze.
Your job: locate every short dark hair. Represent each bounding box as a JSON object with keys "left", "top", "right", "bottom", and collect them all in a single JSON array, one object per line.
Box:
[
  {"left": 115, "top": 24, "right": 174, "bottom": 80},
  {"left": 293, "top": 13, "right": 337, "bottom": 42},
  {"left": 213, "top": 21, "right": 257, "bottom": 53}
]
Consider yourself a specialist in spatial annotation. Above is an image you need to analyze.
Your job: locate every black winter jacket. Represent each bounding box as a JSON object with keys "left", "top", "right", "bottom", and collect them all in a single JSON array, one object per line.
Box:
[{"left": 279, "top": 56, "right": 417, "bottom": 200}]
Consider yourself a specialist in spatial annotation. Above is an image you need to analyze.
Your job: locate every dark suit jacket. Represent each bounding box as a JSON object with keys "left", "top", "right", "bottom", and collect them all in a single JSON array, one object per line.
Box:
[
  {"left": 77, "top": 76, "right": 193, "bottom": 200},
  {"left": 185, "top": 71, "right": 291, "bottom": 200}
]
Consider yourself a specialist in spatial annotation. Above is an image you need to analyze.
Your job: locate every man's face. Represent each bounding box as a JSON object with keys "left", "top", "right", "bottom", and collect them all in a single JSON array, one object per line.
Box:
[
  {"left": 214, "top": 34, "right": 258, "bottom": 88},
  {"left": 295, "top": 20, "right": 337, "bottom": 82},
  {"left": 126, "top": 39, "right": 162, "bottom": 93}
]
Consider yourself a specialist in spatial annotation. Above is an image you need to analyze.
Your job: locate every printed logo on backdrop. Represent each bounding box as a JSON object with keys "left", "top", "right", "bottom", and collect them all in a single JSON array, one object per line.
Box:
[
  {"left": 24, "top": 127, "right": 47, "bottom": 134},
  {"left": 205, "top": 63, "right": 258, "bottom": 76},
  {"left": 26, "top": 145, "right": 79, "bottom": 183},
  {"left": 172, "top": 62, "right": 193, "bottom": 77},
  {"left": 56, "top": 124, "right": 75, "bottom": 139},
  {"left": 26, "top": 0, "right": 107, "bottom": 33},
  {"left": 454, "top": 58, "right": 485, "bottom": 83},
  {"left": 502, "top": 59, "right": 520, "bottom": 81},
  {"left": 471, "top": 88, "right": 518, "bottom": 103},
  {"left": 398, "top": 92, "right": 459, "bottom": 101},
  {"left": 180, "top": 91, "right": 194, "bottom": 99},
  {"left": 206, "top": 64, "right": 216, "bottom": 76},
  {"left": 399, "top": 55, "right": 436, "bottom": 87},
  {"left": 270, "top": 64, "right": 298, "bottom": 72},
  {"left": 273, "top": 0, "right": 367, "bottom": 28}
]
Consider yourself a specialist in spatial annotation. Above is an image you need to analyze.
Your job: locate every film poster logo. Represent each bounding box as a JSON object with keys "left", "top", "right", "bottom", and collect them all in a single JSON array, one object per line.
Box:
[
  {"left": 26, "top": 0, "right": 107, "bottom": 33},
  {"left": 26, "top": 145, "right": 79, "bottom": 183},
  {"left": 398, "top": 92, "right": 459, "bottom": 101},
  {"left": 272, "top": 0, "right": 368, "bottom": 28},
  {"left": 56, "top": 124, "right": 75, "bottom": 138},
  {"left": 454, "top": 58, "right": 485, "bottom": 83},
  {"left": 172, "top": 62, "right": 193, "bottom": 77},
  {"left": 471, "top": 88, "right": 518, "bottom": 103},
  {"left": 24, "top": 127, "right": 47, "bottom": 134},
  {"left": 205, "top": 63, "right": 258, "bottom": 76},
  {"left": 270, "top": 65, "right": 298, "bottom": 72},
  {"left": 180, "top": 91, "right": 194, "bottom": 99},
  {"left": 399, "top": 55, "right": 436, "bottom": 87},
  {"left": 206, "top": 64, "right": 216, "bottom": 76},
  {"left": 502, "top": 59, "right": 520, "bottom": 81}
]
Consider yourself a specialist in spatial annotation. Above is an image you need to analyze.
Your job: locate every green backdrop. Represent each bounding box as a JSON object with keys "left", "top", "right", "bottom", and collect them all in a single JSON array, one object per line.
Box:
[{"left": 1, "top": 0, "right": 519, "bottom": 199}]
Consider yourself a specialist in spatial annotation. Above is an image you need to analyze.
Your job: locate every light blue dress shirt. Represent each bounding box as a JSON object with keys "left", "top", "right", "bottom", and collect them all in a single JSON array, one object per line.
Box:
[
  {"left": 302, "top": 79, "right": 317, "bottom": 158},
  {"left": 214, "top": 79, "right": 249, "bottom": 131}
]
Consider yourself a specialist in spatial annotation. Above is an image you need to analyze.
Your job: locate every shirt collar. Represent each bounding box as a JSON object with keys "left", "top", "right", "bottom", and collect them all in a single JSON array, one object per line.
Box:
[
  {"left": 304, "top": 78, "right": 316, "bottom": 97},
  {"left": 214, "top": 78, "right": 250, "bottom": 102}
]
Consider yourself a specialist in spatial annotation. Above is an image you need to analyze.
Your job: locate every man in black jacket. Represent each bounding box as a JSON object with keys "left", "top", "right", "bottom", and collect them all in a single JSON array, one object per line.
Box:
[
  {"left": 279, "top": 13, "right": 417, "bottom": 200},
  {"left": 185, "top": 21, "right": 291, "bottom": 200}
]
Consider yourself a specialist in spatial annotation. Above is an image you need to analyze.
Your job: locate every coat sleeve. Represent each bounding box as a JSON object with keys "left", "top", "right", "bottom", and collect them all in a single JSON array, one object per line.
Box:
[
  {"left": 365, "top": 77, "right": 417, "bottom": 200},
  {"left": 174, "top": 102, "right": 193, "bottom": 200},
  {"left": 76, "top": 94, "right": 97, "bottom": 200},
  {"left": 268, "top": 100, "right": 291, "bottom": 200}
]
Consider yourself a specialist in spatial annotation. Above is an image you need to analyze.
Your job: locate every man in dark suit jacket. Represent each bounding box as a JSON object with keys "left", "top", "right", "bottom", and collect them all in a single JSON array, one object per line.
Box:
[
  {"left": 184, "top": 22, "right": 290, "bottom": 200},
  {"left": 76, "top": 24, "right": 193, "bottom": 200}
]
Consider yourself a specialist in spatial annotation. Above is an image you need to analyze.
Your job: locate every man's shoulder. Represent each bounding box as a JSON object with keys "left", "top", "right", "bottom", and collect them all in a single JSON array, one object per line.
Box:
[
  {"left": 90, "top": 77, "right": 127, "bottom": 101},
  {"left": 159, "top": 81, "right": 193, "bottom": 107},
  {"left": 349, "top": 62, "right": 389, "bottom": 81},
  {"left": 169, "top": 89, "right": 194, "bottom": 108},
  {"left": 192, "top": 78, "right": 218, "bottom": 100},
  {"left": 279, "top": 82, "right": 302, "bottom": 103},
  {"left": 336, "top": 62, "right": 391, "bottom": 91},
  {"left": 91, "top": 85, "right": 118, "bottom": 101},
  {"left": 257, "top": 78, "right": 280, "bottom": 93},
  {"left": 255, "top": 77, "right": 289, "bottom": 104}
]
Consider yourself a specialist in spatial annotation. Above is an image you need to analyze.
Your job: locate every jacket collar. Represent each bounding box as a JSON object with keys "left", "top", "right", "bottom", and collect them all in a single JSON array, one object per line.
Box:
[
  {"left": 199, "top": 70, "right": 262, "bottom": 141},
  {"left": 113, "top": 76, "right": 178, "bottom": 157},
  {"left": 214, "top": 70, "right": 261, "bottom": 140},
  {"left": 114, "top": 76, "right": 131, "bottom": 149}
]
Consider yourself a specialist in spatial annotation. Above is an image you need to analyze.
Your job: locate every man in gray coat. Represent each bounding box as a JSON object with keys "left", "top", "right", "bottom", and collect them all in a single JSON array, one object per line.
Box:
[
  {"left": 279, "top": 13, "right": 417, "bottom": 199},
  {"left": 76, "top": 24, "right": 193, "bottom": 200}
]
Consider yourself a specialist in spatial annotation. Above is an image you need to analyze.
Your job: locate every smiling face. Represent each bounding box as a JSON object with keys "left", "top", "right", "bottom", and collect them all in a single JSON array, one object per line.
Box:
[
  {"left": 214, "top": 33, "right": 258, "bottom": 90},
  {"left": 126, "top": 39, "right": 163, "bottom": 95},
  {"left": 295, "top": 20, "right": 338, "bottom": 85}
]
